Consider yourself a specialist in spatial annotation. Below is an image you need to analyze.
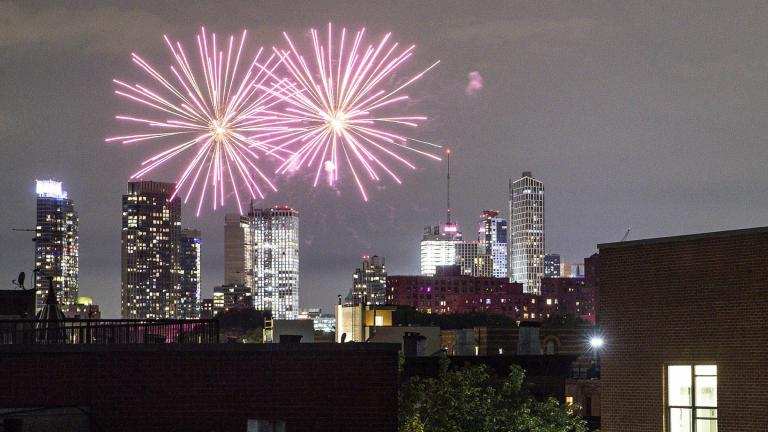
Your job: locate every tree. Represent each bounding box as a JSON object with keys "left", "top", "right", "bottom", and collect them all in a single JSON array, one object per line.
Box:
[{"left": 399, "top": 359, "right": 589, "bottom": 432}]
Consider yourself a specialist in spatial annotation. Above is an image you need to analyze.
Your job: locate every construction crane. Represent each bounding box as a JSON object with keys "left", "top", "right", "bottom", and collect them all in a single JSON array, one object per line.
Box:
[{"left": 620, "top": 227, "right": 631, "bottom": 242}]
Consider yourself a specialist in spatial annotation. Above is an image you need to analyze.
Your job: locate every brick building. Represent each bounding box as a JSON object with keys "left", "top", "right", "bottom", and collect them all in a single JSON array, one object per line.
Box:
[
  {"left": 599, "top": 227, "right": 768, "bottom": 431},
  {"left": 0, "top": 343, "right": 399, "bottom": 431},
  {"left": 387, "top": 265, "right": 539, "bottom": 320}
]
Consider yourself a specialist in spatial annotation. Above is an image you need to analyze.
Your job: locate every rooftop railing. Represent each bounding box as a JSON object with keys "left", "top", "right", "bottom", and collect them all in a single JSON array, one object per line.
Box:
[{"left": 0, "top": 319, "right": 219, "bottom": 345}]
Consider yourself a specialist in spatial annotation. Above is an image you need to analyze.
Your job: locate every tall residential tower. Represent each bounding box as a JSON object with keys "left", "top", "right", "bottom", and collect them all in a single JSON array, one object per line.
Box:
[
  {"left": 509, "top": 172, "right": 545, "bottom": 294},
  {"left": 121, "top": 181, "right": 182, "bottom": 319},
  {"left": 351, "top": 255, "right": 387, "bottom": 305},
  {"left": 34, "top": 180, "right": 79, "bottom": 309}
]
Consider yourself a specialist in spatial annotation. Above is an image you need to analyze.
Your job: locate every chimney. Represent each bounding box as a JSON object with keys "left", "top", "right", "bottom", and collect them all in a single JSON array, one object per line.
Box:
[
  {"left": 403, "top": 332, "right": 425, "bottom": 357},
  {"left": 517, "top": 321, "right": 541, "bottom": 355}
]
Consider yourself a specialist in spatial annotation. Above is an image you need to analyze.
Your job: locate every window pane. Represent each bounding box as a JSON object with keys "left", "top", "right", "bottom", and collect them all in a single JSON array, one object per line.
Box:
[
  {"left": 669, "top": 408, "right": 692, "bottom": 432},
  {"left": 696, "top": 408, "right": 717, "bottom": 419},
  {"left": 696, "top": 419, "right": 718, "bottom": 432},
  {"left": 668, "top": 365, "right": 692, "bottom": 406},
  {"left": 695, "top": 376, "right": 717, "bottom": 407},
  {"left": 695, "top": 365, "right": 717, "bottom": 376}
]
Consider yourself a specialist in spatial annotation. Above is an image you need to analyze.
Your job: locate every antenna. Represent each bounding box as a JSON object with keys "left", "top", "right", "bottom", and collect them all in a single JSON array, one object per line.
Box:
[{"left": 446, "top": 149, "right": 451, "bottom": 225}]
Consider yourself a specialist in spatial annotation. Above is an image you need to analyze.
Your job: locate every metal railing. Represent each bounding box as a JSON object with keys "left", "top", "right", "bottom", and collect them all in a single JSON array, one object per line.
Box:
[{"left": 0, "top": 319, "right": 219, "bottom": 345}]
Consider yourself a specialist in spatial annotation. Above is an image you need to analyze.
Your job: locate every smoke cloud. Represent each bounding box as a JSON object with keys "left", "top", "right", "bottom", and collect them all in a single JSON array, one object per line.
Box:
[{"left": 464, "top": 71, "right": 483, "bottom": 95}]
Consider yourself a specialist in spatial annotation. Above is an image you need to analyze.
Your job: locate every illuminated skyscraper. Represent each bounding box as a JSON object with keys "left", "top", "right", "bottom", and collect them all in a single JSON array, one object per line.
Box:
[
  {"left": 478, "top": 210, "right": 508, "bottom": 278},
  {"left": 251, "top": 206, "right": 300, "bottom": 320},
  {"left": 34, "top": 179, "right": 79, "bottom": 309},
  {"left": 178, "top": 228, "right": 201, "bottom": 319},
  {"left": 420, "top": 225, "right": 462, "bottom": 276},
  {"left": 224, "top": 213, "right": 252, "bottom": 288},
  {"left": 352, "top": 255, "right": 387, "bottom": 305},
  {"left": 509, "top": 172, "right": 545, "bottom": 294},
  {"left": 121, "top": 181, "right": 182, "bottom": 319}
]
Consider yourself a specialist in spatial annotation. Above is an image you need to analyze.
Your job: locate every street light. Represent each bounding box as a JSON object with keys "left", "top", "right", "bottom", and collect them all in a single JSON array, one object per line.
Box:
[
  {"left": 589, "top": 336, "right": 604, "bottom": 349},
  {"left": 588, "top": 335, "right": 604, "bottom": 379}
]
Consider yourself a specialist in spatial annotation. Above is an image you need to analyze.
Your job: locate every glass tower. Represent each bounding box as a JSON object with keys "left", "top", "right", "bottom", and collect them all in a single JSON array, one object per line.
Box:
[
  {"left": 420, "top": 225, "right": 462, "bottom": 276},
  {"left": 34, "top": 180, "right": 79, "bottom": 309},
  {"left": 251, "top": 206, "right": 300, "bottom": 320},
  {"left": 509, "top": 172, "right": 545, "bottom": 294},
  {"left": 178, "top": 228, "right": 202, "bottom": 319},
  {"left": 478, "top": 209, "right": 508, "bottom": 278}
]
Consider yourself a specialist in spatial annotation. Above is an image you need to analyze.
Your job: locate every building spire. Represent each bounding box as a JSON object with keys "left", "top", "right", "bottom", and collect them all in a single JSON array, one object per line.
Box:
[{"left": 446, "top": 149, "right": 451, "bottom": 225}]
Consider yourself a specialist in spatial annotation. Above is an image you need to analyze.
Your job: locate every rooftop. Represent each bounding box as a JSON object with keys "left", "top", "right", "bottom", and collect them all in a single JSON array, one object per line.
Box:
[{"left": 598, "top": 226, "right": 768, "bottom": 249}]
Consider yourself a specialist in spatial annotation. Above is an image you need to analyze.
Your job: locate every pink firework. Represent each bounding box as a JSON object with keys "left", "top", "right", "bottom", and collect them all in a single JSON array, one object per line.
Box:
[
  {"left": 257, "top": 24, "right": 441, "bottom": 201},
  {"left": 107, "top": 28, "right": 292, "bottom": 215}
]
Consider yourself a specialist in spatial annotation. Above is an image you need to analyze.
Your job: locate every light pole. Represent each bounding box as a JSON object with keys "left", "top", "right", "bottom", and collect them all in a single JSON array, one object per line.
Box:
[{"left": 589, "top": 336, "right": 604, "bottom": 378}]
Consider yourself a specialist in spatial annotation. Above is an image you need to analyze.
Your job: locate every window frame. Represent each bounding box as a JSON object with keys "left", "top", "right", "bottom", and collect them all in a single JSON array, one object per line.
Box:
[{"left": 665, "top": 363, "right": 718, "bottom": 432}]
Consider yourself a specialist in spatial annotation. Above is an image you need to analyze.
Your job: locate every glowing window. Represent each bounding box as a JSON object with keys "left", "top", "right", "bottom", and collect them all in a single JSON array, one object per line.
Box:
[{"left": 667, "top": 364, "right": 717, "bottom": 432}]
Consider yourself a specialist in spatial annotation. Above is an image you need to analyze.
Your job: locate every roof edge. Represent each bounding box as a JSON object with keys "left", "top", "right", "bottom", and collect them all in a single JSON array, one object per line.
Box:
[{"left": 598, "top": 226, "right": 768, "bottom": 249}]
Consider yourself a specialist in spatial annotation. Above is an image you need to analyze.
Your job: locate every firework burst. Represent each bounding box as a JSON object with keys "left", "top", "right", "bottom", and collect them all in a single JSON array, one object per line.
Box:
[
  {"left": 257, "top": 24, "right": 441, "bottom": 201},
  {"left": 107, "top": 28, "right": 292, "bottom": 215}
]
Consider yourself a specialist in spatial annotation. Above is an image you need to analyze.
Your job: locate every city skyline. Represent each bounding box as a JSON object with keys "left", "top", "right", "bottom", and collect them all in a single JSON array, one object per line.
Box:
[{"left": 3, "top": 2, "right": 768, "bottom": 317}]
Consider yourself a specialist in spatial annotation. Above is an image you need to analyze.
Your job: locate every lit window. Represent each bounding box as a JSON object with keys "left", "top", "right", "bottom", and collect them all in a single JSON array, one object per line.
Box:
[
  {"left": 667, "top": 364, "right": 717, "bottom": 432},
  {"left": 565, "top": 396, "right": 574, "bottom": 405}
]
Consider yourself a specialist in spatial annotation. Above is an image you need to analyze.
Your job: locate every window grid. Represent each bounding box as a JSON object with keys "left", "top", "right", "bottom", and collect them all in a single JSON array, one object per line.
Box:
[{"left": 666, "top": 364, "right": 717, "bottom": 432}]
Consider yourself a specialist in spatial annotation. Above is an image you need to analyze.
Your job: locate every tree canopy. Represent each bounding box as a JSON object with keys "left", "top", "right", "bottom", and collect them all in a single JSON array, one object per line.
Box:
[{"left": 399, "top": 359, "right": 588, "bottom": 432}]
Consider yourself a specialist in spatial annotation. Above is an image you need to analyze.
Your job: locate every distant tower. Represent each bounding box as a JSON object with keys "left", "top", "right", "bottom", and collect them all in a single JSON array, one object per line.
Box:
[
  {"left": 178, "top": 229, "right": 202, "bottom": 319},
  {"left": 224, "top": 213, "right": 252, "bottom": 288},
  {"left": 509, "top": 172, "right": 545, "bottom": 294},
  {"left": 352, "top": 255, "right": 387, "bottom": 305},
  {"left": 455, "top": 242, "right": 493, "bottom": 277},
  {"left": 121, "top": 181, "right": 182, "bottom": 319},
  {"left": 34, "top": 180, "right": 79, "bottom": 310},
  {"left": 478, "top": 209, "right": 508, "bottom": 278},
  {"left": 544, "top": 254, "right": 561, "bottom": 278},
  {"left": 251, "top": 206, "right": 300, "bottom": 319},
  {"left": 420, "top": 149, "right": 462, "bottom": 275}
]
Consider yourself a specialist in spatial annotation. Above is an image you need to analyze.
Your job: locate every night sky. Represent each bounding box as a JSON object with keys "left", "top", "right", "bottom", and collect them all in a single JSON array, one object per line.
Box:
[{"left": 2, "top": 1, "right": 768, "bottom": 318}]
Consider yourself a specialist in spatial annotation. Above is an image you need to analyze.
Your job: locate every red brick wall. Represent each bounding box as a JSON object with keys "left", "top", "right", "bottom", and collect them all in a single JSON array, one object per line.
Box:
[
  {"left": 0, "top": 343, "right": 399, "bottom": 432},
  {"left": 599, "top": 229, "right": 768, "bottom": 431}
]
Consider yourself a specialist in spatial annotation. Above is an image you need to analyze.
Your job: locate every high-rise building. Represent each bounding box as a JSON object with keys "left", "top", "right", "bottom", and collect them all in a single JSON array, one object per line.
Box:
[
  {"left": 420, "top": 225, "right": 462, "bottom": 276},
  {"left": 178, "top": 229, "right": 201, "bottom": 319},
  {"left": 509, "top": 172, "right": 545, "bottom": 294},
  {"left": 251, "top": 206, "right": 300, "bottom": 320},
  {"left": 351, "top": 255, "right": 387, "bottom": 305},
  {"left": 121, "top": 181, "right": 182, "bottom": 319},
  {"left": 544, "top": 254, "right": 561, "bottom": 277},
  {"left": 34, "top": 180, "right": 79, "bottom": 310},
  {"left": 478, "top": 210, "right": 508, "bottom": 278},
  {"left": 455, "top": 241, "right": 493, "bottom": 278},
  {"left": 224, "top": 214, "right": 252, "bottom": 288}
]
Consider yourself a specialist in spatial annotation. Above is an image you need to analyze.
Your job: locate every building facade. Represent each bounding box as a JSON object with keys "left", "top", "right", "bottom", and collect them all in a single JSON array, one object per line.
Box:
[
  {"left": 420, "top": 225, "right": 462, "bottom": 276},
  {"left": 478, "top": 210, "right": 508, "bottom": 278},
  {"left": 509, "top": 172, "right": 545, "bottom": 294},
  {"left": 455, "top": 242, "right": 494, "bottom": 278},
  {"left": 598, "top": 228, "right": 768, "bottom": 431},
  {"left": 387, "top": 266, "right": 538, "bottom": 320},
  {"left": 34, "top": 179, "right": 79, "bottom": 309},
  {"left": 178, "top": 229, "right": 201, "bottom": 319},
  {"left": 351, "top": 255, "right": 387, "bottom": 305},
  {"left": 251, "top": 206, "right": 300, "bottom": 320},
  {"left": 212, "top": 284, "right": 253, "bottom": 315},
  {"left": 121, "top": 181, "right": 182, "bottom": 319},
  {"left": 224, "top": 213, "right": 252, "bottom": 288},
  {"left": 544, "top": 254, "right": 561, "bottom": 278},
  {"left": 540, "top": 276, "right": 597, "bottom": 325}
]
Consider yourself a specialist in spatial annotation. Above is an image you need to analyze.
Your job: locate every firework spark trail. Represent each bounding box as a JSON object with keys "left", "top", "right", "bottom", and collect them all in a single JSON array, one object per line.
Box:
[
  {"left": 107, "top": 28, "right": 295, "bottom": 215},
  {"left": 252, "top": 23, "right": 442, "bottom": 201}
]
